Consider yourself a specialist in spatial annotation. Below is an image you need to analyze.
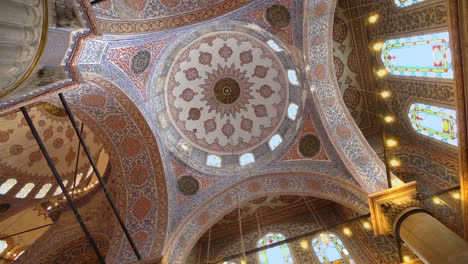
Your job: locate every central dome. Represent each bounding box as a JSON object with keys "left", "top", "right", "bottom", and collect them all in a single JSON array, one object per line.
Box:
[
  {"left": 165, "top": 31, "right": 288, "bottom": 154},
  {"left": 153, "top": 24, "right": 303, "bottom": 173}
]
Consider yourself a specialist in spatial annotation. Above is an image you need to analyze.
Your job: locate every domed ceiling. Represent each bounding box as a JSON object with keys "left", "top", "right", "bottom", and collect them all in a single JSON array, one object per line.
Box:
[
  {"left": 154, "top": 25, "right": 304, "bottom": 173},
  {"left": 0, "top": 104, "right": 104, "bottom": 200}
]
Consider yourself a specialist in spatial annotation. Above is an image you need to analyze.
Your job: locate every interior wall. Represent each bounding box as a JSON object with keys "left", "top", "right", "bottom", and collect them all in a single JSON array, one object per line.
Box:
[{"left": 189, "top": 205, "right": 403, "bottom": 264}]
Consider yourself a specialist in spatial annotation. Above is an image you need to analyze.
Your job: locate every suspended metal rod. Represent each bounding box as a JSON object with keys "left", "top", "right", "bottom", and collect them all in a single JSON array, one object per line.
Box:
[
  {"left": 72, "top": 123, "right": 84, "bottom": 198},
  {"left": 0, "top": 224, "right": 52, "bottom": 240},
  {"left": 58, "top": 93, "right": 142, "bottom": 260},
  {"left": 20, "top": 107, "right": 105, "bottom": 264}
]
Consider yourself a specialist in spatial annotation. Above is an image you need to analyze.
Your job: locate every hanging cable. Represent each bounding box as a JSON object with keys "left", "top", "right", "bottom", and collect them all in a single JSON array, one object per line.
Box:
[{"left": 206, "top": 228, "right": 212, "bottom": 264}]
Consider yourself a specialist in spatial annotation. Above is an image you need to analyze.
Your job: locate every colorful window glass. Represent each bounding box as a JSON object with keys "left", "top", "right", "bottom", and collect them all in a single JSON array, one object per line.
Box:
[
  {"left": 0, "top": 240, "right": 7, "bottom": 254},
  {"left": 269, "top": 134, "right": 283, "bottom": 150},
  {"left": 239, "top": 153, "right": 255, "bottom": 166},
  {"left": 312, "top": 233, "right": 354, "bottom": 264},
  {"left": 15, "top": 183, "right": 35, "bottom": 198},
  {"left": 0, "top": 179, "right": 17, "bottom": 194},
  {"left": 408, "top": 103, "right": 458, "bottom": 146},
  {"left": 53, "top": 180, "right": 68, "bottom": 196},
  {"left": 394, "top": 0, "right": 425, "bottom": 8},
  {"left": 258, "top": 233, "right": 294, "bottom": 264},
  {"left": 35, "top": 183, "right": 52, "bottom": 199},
  {"left": 381, "top": 32, "right": 453, "bottom": 79}
]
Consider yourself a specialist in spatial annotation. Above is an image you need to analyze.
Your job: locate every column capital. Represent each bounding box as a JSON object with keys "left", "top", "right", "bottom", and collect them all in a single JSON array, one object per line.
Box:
[{"left": 368, "top": 181, "right": 420, "bottom": 236}]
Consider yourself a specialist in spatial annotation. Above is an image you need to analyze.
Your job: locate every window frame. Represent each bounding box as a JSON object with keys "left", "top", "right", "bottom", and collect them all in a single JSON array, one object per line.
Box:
[
  {"left": 406, "top": 100, "right": 458, "bottom": 148},
  {"left": 310, "top": 232, "right": 356, "bottom": 264},
  {"left": 256, "top": 232, "right": 297, "bottom": 264}
]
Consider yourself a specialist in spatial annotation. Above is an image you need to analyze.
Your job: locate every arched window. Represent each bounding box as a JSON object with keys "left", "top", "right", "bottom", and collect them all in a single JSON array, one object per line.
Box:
[
  {"left": 0, "top": 240, "right": 7, "bottom": 254},
  {"left": 257, "top": 233, "right": 294, "bottom": 264},
  {"left": 53, "top": 180, "right": 68, "bottom": 196},
  {"left": 269, "top": 134, "right": 283, "bottom": 150},
  {"left": 408, "top": 103, "right": 458, "bottom": 146},
  {"left": 288, "top": 103, "right": 299, "bottom": 121},
  {"left": 206, "top": 154, "right": 222, "bottom": 168},
  {"left": 35, "top": 183, "right": 52, "bottom": 199},
  {"left": 312, "top": 233, "right": 354, "bottom": 264},
  {"left": 381, "top": 32, "right": 453, "bottom": 79},
  {"left": 239, "top": 153, "right": 255, "bottom": 166},
  {"left": 15, "top": 183, "right": 35, "bottom": 198},
  {"left": 394, "top": 0, "right": 426, "bottom": 8},
  {"left": 0, "top": 179, "right": 17, "bottom": 194}
]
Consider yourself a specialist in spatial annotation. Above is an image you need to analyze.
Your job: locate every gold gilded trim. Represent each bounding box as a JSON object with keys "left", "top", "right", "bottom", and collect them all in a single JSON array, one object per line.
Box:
[{"left": 0, "top": 0, "right": 49, "bottom": 98}]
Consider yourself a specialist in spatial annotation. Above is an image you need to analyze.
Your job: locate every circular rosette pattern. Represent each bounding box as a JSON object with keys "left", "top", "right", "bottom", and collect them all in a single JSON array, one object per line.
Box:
[{"left": 166, "top": 31, "right": 288, "bottom": 154}]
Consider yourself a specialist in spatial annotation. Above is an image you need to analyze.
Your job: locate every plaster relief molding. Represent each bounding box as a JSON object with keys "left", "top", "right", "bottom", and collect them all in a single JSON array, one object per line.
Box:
[{"left": 368, "top": 181, "right": 418, "bottom": 236}]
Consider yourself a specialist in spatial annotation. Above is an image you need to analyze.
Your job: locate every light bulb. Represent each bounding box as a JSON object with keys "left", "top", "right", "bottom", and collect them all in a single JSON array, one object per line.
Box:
[
  {"left": 389, "top": 159, "right": 400, "bottom": 167},
  {"left": 368, "top": 14, "right": 379, "bottom": 24},
  {"left": 343, "top": 227, "right": 352, "bottom": 236},
  {"left": 453, "top": 192, "right": 461, "bottom": 199},
  {"left": 373, "top": 42, "right": 383, "bottom": 51},
  {"left": 403, "top": 255, "right": 411, "bottom": 263},
  {"left": 384, "top": 115, "right": 395, "bottom": 123},
  {"left": 380, "top": 90, "right": 391, "bottom": 99},
  {"left": 377, "top": 69, "right": 388, "bottom": 77},
  {"left": 386, "top": 139, "right": 398, "bottom": 147},
  {"left": 300, "top": 240, "right": 308, "bottom": 249},
  {"left": 363, "top": 222, "right": 371, "bottom": 229},
  {"left": 433, "top": 197, "right": 441, "bottom": 205}
]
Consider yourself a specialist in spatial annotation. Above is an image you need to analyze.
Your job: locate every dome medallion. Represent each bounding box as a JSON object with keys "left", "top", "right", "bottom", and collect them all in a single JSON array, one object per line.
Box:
[{"left": 154, "top": 25, "right": 303, "bottom": 173}]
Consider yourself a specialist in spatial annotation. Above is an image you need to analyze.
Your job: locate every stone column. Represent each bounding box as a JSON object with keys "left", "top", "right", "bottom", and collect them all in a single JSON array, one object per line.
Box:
[{"left": 368, "top": 182, "right": 468, "bottom": 264}]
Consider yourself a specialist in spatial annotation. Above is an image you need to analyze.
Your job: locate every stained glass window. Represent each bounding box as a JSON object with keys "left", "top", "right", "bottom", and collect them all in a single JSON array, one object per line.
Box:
[
  {"left": 257, "top": 233, "right": 294, "bottom": 264},
  {"left": 312, "top": 233, "right": 354, "bottom": 264},
  {"left": 239, "top": 153, "right": 255, "bottom": 166},
  {"left": 408, "top": 103, "right": 458, "bottom": 146},
  {"left": 207, "top": 155, "right": 222, "bottom": 168},
  {"left": 288, "top": 103, "right": 299, "bottom": 121},
  {"left": 394, "top": 0, "right": 425, "bottom": 8},
  {"left": 0, "top": 179, "right": 17, "bottom": 194},
  {"left": 0, "top": 240, "right": 7, "bottom": 254},
  {"left": 269, "top": 134, "right": 283, "bottom": 150},
  {"left": 381, "top": 32, "right": 453, "bottom": 79},
  {"left": 53, "top": 180, "right": 68, "bottom": 196},
  {"left": 15, "top": 183, "right": 35, "bottom": 198},
  {"left": 35, "top": 183, "right": 52, "bottom": 199}
]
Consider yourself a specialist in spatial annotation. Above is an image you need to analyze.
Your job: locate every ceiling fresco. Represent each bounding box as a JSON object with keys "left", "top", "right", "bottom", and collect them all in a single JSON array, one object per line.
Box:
[
  {"left": 0, "top": 0, "right": 399, "bottom": 263},
  {"left": 152, "top": 23, "right": 305, "bottom": 174},
  {"left": 0, "top": 103, "right": 104, "bottom": 210},
  {"left": 91, "top": 0, "right": 256, "bottom": 33},
  {"left": 332, "top": 2, "right": 378, "bottom": 135},
  {"left": 166, "top": 32, "right": 288, "bottom": 154}
]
